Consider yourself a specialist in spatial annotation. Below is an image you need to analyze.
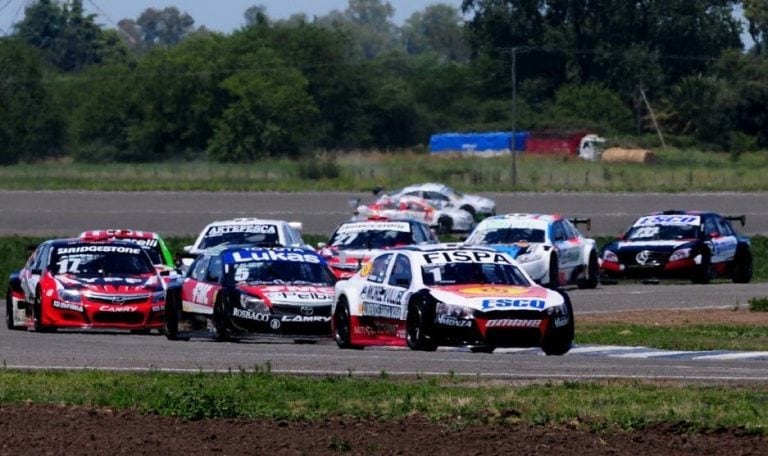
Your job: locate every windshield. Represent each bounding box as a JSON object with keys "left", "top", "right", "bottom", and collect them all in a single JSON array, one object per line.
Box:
[
  {"left": 468, "top": 227, "right": 546, "bottom": 244},
  {"left": 422, "top": 262, "right": 530, "bottom": 286},
  {"left": 229, "top": 260, "right": 335, "bottom": 286},
  {"left": 625, "top": 224, "right": 699, "bottom": 241},
  {"left": 200, "top": 224, "right": 280, "bottom": 249},
  {"left": 51, "top": 248, "right": 155, "bottom": 276},
  {"left": 329, "top": 227, "right": 412, "bottom": 250}
]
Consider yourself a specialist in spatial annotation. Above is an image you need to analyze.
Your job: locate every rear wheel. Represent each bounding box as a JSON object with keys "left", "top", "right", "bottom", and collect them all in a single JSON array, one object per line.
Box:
[
  {"left": 547, "top": 254, "right": 560, "bottom": 288},
  {"left": 577, "top": 251, "right": 599, "bottom": 289},
  {"left": 6, "top": 289, "right": 18, "bottom": 330},
  {"left": 437, "top": 217, "right": 453, "bottom": 235},
  {"left": 460, "top": 205, "right": 476, "bottom": 221},
  {"left": 406, "top": 300, "right": 437, "bottom": 351},
  {"left": 333, "top": 298, "right": 361, "bottom": 349},
  {"left": 732, "top": 248, "right": 753, "bottom": 284}
]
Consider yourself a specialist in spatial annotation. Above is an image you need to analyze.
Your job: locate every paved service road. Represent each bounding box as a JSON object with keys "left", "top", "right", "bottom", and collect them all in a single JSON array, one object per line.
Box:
[{"left": 0, "top": 191, "right": 767, "bottom": 237}]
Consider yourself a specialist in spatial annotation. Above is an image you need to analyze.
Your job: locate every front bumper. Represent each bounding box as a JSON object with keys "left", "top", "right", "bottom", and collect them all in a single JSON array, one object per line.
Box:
[{"left": 44, "top": 298, "right": 164, "bottom": 330}]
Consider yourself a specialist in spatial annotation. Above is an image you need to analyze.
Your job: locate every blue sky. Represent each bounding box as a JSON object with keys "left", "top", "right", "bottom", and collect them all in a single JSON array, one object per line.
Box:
[{"left": 0, "top": 0, "right": 465, "bottom": 34}]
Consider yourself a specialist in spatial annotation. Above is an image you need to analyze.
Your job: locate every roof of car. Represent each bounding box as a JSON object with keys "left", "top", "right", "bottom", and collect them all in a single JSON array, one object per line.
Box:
[
  {"left": 400, "top": 182, "right": 450, "bottom": 193},
  {"left": 79, "top": 229, "right": 159, "bottom": 241},
  {"left": 204, "top": 218, "right": 294, "bottom": 227},
  {"left": 482, "top": 213, "right": 562, "bottom": 225},
  {"left": 48, "top": 238, "right": 152, "bottom": 249}
]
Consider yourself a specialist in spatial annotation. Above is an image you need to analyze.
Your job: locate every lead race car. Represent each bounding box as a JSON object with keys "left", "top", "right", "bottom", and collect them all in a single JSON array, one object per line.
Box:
[
  {"left": 332, "top": 245, "right": 574, "bottom": 355},
  {"left": 164, "top": 246, "right": 337, "bottom": 341},
  {"left": 6, "top": 239, "right": 166, "bottom": 332},
  {"left": 352, "top": 196, "right": 475, "bottom": 234},
  {"left": 465, "top": 213, "right": 599, "bottom": 288},
  {"left": 600, "top": 210, "right": 753, "bottom": 284}
]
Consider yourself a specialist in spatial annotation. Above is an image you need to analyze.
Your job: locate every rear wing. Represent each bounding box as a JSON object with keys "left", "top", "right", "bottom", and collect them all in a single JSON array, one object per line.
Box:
[
  {"left": 725, "top": 215, "right": 746, "bottom": 227},
  {"left": 570, "top": 217, "right": 592, "bottom": 231}
]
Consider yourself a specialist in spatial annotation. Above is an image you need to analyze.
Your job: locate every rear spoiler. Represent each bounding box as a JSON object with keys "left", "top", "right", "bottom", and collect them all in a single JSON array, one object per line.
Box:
[
  {"left": 725, "top": 215, "right": 746, "bottom": 227},
  {"left": 570, "top": 217, "right": 592, "bottom": 231}
]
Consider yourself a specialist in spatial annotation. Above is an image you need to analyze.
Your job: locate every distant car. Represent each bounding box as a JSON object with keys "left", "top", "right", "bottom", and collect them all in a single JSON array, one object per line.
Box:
[
  {"left": 6, "top": 239, "right": 166, "bottom": 332},
  {"left": 181, "top": 218, "right": 308, "bottom": 268},
  {"left": 465, "top": 214, "right": 599, "bottom": 288},
  {"left": 352, "top": 196, "right": 475, "bottom": 234},
  {"left": 332, "top": 245, "right": 574, "bottom": 355},
  {"left": 164, "top": 246, "right": 337, "bottom": 342},
  {"left": 600, "top": 210, "right": 753, "bottom": 284},
  {"left": 318, "top": 220, "right": 439, "bottom": 279},
  {"left": 79, "top": 229, "right": 176, "bottom": 275},
  {"left": 382, "top": 183, "right": 496, "bottom": 221}
]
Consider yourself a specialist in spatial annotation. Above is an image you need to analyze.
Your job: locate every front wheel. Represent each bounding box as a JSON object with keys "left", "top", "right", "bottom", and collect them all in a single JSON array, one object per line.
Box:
[
  {"left": 546, "top": 254, "right": 560, "bottom": 288},
  {"left": 541, "top": 293, "right": 574, "bottom": 356},
  {"left": 691, "top": 251, "right": 712, "bottom": 284},
  {"left": 164, "top": 292, "right": 189, "bottom": 341},
  {"left": 406, "top": 301, "right": 437, "bottom": 351},
  {"left": 212, "top": 296, "right": 231, "bottom": 342},
  {"left": 333, "top": 299, "right": 361, "bottom": 349},
  {"left": 31, "top": 293, "right": 55, "bottom": 332}
]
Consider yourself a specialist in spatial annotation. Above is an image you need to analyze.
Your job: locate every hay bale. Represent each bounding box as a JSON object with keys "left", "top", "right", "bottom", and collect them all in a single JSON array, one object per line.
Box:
[{"left": 601, "top": 147, "right": 656, "bottom": 164}]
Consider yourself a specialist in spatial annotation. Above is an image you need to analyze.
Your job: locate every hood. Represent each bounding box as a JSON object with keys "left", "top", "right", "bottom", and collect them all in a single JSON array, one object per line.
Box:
[
  {"left": 488, "top": 242, "right": 543, "bottom": 259},
  {"left": 55, "top": 273, "right": 163, "bottom": 294},
  {"left": 237, "top": 284, "right": 334, "bottom": 306},
  {"left": 321, "top": 247, "right": 381, "bottom": 270},
  {"left": 608, "top": 239, "right": 696, "bottom": 252},
  {"left": 428, "top": 284, "right": 563, "bottom": 311}
]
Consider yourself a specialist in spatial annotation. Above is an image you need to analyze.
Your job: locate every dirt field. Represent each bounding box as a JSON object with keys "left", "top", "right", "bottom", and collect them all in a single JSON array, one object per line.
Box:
[{"left": 2, "top": 309, "right": 766, "bottom": 455}]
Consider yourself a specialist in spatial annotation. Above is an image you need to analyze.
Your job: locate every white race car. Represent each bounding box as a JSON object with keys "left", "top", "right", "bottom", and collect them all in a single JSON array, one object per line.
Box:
[
  {"left": 332, "top": 245, "right": 574, "bottom": 355},
  {"left": 382, "top": 182, "right": 496, "bottom": 221},
  {"left": 465, "top": 214, "right": 599, "bottom": 288},
  {"left": 352, "top": 196, "right": 475, "bottom": 233}
]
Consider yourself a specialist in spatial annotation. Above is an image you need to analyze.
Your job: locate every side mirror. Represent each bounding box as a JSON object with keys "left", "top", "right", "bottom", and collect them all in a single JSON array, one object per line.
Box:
[
  {"left": 317, "top": 242, "right": 327, "bottom": 249},
  {"left": 183, "top": 245, "right": 193, "bottom": 253}
]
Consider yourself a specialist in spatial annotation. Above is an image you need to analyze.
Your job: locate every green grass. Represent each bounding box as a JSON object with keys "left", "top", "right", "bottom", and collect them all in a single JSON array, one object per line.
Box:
[
  {"left": 749, "top": 297, "right": 768, "bottom": 312},
  {"left": 2, "top": 148, "right": 768, "bottom": 192},
  {"left": 576, "top": 324, "right": 768, "bottom": 351},
  {"left": 0, "top": 370, "right": 765, "bottom": 433}
]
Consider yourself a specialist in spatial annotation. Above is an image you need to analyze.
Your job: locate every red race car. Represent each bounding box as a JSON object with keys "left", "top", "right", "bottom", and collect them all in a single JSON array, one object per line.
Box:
[{"left": 6, "top": 239, "right": 166, "bottom": 332}]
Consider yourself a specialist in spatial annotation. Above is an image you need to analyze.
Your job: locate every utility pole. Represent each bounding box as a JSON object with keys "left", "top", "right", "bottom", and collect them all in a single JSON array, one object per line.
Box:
[{"left": 510, "top": 46, "right": 517, "bottom": 188}]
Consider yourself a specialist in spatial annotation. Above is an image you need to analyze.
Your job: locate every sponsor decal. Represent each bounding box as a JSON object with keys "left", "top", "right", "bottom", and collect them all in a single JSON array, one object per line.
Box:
[
  {"left": 191, "top": 283, "right": 214, "bottom": 305},
  {"left": 132, "top": 239, "right": 159, "bottom": 248},
  {"left": 353, "top": 322, "right": 399, "bottom": 336},
  {"left": 207, "top": 224, "right": 277, "bottom": 236},
  {"left": 77, "top": 277, "right": 146, "bottom": 285},
  {"left": 52, "top": 301, "right": 84, "bottom": 312},
  {"left": 486, "top": 319, "right": 541, "bottom": 328},
  {"left": 422, "top": 251, "right": 512, "bottom": 265},
  {"left": 481, "top": 298, "right": 546, "bottom": 310},
  {"left": 98, "top": 305, "right": 138, "bottom": 312},
  {"left": 436, "top": 315, "right": 472, "bottom": 327},
  {"left": 362, "top": 302, "right": 401, "bottom": 319},
  {"left": 633, "top": 215, "right": 701, "bottom": 227},
  {"left": 280, "top": 315, "right": 331, "bottom": 323},
  {"left": 231, "top": 250, "right": 320, "bottom": 264},
  {"left": 233, "top": 308, "right": 271, "bottom": 321},
  {"left": 635, "top": 251, "right": 651, "bottom": 265},
  {"left": 336, "top": 222, "right": 411, "bottom": 233},
  {"left": 56, "top": 246, "right": 141, "bottom": 255},
  {"left": 151, "top": 305, "right": 164, "bottom": 312},
  {"left": 459, "top": 286, "right": 528, "bottom": 296},
  {"left": 265, "top": 291, "right": 333, "bottom": 302},
  {"left": 553, "top": 316, "right": 570, "bottom": 328},
  {"left": 269, "top": 319, "right": 281, "bottom": 330},
  {"left": 361, "top": 284, "right": 405, "bottom": 306},
  {"left": 359, "top": 261, "right": 372, "bottom": 277}
]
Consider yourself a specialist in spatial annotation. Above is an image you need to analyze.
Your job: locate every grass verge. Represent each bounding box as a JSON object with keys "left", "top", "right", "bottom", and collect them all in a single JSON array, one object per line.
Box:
[
  {"left": 0, "top": 369, "right": 765, "bottom": 433},
  {"left": 576, "top": 324, "right": 768, "bottom": 351}
]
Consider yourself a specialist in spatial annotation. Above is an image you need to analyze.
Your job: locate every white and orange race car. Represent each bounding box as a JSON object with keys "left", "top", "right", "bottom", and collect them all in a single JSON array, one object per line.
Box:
[
  {"left": 332, "top": 245, "right": 574, "bottom": 355},
  {"left": 352, "top": 196, "right": 475, "bottom": 234}
]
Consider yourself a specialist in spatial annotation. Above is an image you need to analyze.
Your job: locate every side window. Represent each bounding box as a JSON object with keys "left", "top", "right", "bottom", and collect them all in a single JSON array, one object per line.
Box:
[
  {"left": 388, "top": 254, "right": 412, "bottom": 288},
  {"left": 367, "top": 254, "right": 393, "bottom": 284},
  {"left": 189, "top": 256, "right": 210, "bottom": 281},
  {"left": 703, "top": 216, "right": 720, "bottom": 236},
  {"left": 716, "top": 217, "right": 734, "bottom": 236},
  {"left": 405, "top": 191, "right": 422, "bottom": 198},
  {"left": 552, "top": 222, "right": 566, "bottom": 242},
  {"left": 206, "top": 256, "right": 223, "bottom": 282},
  {"left": 564, "top": 221, "right": 580, "bottom": 239},
  {"left": 28, "top": 245, "right": 45, "bottom": 271},
  {"left": 425, "top": 191, "right": 449, "bottom": 202}
]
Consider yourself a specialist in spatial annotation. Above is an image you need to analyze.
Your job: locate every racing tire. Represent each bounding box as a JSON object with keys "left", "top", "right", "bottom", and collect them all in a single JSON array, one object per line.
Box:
[
  {"left": 546, "top": 254, "right": 560, "bottom": 289},
  {"left": 460, "top": 205, "right": 477, "bottom": 221},
  {"left": 437, "top": 217, "right": 453, "bottom": 235},
  {"left": 31, "top": 293, "right": 55, "bottom": 333},
  {"left": 541, "top": 293, "right": 574, "bottom": 356},
  {"left": 5, "top": 288, "right": 20, "bottom": 331},
  {"left": 691, "top": 251, "right": 712, "bottom": 285},
  {"left": 333, "top": 298, "right": 361, "bottom": 349},
  {"left": 164, "top": 293, "right": 188, "bottom": 341},
  {"left": 470, "top": 346, "right": 495, "bottom": 354},
  {"left": 406, "top": 300, "right": 437, "bottom": 352},
  {"left": 212, "top": 295, "right": 231, "bottom": 342},
  {"left": 577, "top": 251, "right": 599, "bottom": 289},
  {"left": 732, "top": 248, "right": 753, "bottom": 284},
  {"left": 130, "top": 329, "right": 152, "bottom": 335}
]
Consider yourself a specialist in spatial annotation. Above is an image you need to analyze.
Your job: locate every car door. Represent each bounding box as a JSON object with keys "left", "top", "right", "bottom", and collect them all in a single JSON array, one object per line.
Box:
[
  {"left": 708, "top": 215, "right": 738, "bottom": 264},
  {"left": 552, "top": 221, "right": 581, "bottom": 277},
  {"left": 359, "top": 253, "right": 406, "bottom": 323},
  {"left": 181, "top": 255, "right": 220, "bottom": 314}
]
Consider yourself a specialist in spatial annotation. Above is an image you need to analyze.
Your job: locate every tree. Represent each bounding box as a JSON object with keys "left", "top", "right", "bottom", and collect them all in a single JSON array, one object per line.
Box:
[
  {"left": 244, "top": 5, "right": 270, "bottom": 28},
  {"left": 744, "top": 0, "right": 768, "bottom": 54},
  {"left": 401, "top": 4, "right": 470, "bottom": 61},
  {"left": 0, "top": 39, "right": 63, "bottom": 164},
  {"left": 316, "top": 0, "right": 400, "bottom": 59},
  {"left": 13, "top": 0, "right": 124, "bottom": 71},
  {"left": 135, "top": 7, "right": 195, "bottom": 47}
]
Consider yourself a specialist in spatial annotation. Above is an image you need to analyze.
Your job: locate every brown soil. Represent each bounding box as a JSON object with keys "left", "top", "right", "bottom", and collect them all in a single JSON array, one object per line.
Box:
[{"left": 1, "top": 405, "right": 765, "bottom": 456}]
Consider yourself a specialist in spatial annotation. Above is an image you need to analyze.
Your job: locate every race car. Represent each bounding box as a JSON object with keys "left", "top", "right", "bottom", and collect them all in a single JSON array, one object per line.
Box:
[
  {"left": 79, "top": 229, "right": 176, "bottom": 275},
  {"left": 164, "top": 246, "right": 336, "bottom": 341},
  {"left": 318, "top": 219, "right": 439, "bottom": 279},
  {"left": 464, "top": 214, "right": 599, "bottom": 289},
  {"left": 352, "top": 196, "right": 475, "bottom": 233},
  {"left": 332, "top": 245, "right": 574, "bottom": 355},
  {"left": 381, "top": 182, "right": 496, "bottom": 221},
  {"left": 181, "top": 217, "right": 309, "bottom": 268},
  {"left": 6, "top": 239, "right": 166, "bottom": 332},
  {"left": 600, "top": 210, "right": 753, "bottom": 284}
]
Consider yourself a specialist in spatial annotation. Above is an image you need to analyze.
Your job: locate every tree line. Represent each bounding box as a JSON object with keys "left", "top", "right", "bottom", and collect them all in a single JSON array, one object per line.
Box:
[{"left": 0, "top": 0, "right": 767, "bottom": 165}]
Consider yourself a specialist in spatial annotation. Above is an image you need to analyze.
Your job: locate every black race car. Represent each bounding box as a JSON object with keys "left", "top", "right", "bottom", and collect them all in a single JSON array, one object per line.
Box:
[{"left": 600, "top": 210, "right": 752, "bottom": 284}]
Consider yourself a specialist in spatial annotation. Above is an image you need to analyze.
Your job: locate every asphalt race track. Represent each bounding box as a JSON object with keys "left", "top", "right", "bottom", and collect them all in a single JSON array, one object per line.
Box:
[
  {"left": 1, "top": 190, "right": 768, "bottom": 237},
  {"left": 1, "top": 191, "right": 768, "bottom": 382}
]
